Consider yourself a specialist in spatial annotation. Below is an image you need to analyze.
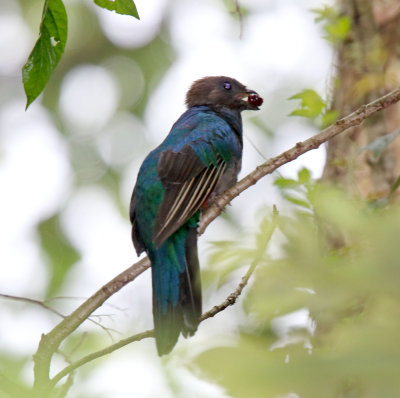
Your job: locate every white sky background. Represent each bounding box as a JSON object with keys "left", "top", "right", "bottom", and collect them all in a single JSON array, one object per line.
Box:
[{"left": 0, "top": 0, "right": 333, "bottom": 396}]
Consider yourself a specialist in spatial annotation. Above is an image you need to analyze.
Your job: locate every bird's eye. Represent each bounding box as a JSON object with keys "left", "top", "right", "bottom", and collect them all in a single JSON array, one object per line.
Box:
[{"left": 223, "top": 82, "right": 232, "bottom": 90}]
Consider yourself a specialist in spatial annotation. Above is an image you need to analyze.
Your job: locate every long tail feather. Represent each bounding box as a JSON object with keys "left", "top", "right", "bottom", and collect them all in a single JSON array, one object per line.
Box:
[{"left": 151, "top": 226, "right": 201, "bottom": 355}]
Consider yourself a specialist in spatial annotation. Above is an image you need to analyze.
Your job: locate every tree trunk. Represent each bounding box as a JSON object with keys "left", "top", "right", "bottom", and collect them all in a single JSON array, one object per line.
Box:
[{"left": 322, "top": 0, "right": 400, "bottom": 200}]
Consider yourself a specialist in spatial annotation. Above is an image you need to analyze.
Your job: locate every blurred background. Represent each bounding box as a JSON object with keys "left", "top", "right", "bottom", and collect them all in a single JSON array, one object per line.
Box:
[{"left": 5, "top": 0, "right": 398, "bottom": 397}]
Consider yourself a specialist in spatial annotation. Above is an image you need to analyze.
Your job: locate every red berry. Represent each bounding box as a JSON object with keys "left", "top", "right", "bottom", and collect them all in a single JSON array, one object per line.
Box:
[{"left": 248, "top": 93, "right": 263, "bottom": 107}]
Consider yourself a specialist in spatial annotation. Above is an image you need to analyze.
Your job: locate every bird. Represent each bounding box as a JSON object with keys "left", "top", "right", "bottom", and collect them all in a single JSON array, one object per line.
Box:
[{"left": 130, "top": 76, "right": 263, "bottom": 355}]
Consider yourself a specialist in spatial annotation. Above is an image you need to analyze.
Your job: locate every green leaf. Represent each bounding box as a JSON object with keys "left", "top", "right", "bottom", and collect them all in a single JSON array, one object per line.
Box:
[
  {"left": 321, "top": 110, "right": 339, "bottom": 128},
  {"left": 312, "top": 5, "right": 337, "bottom": 23},
  {"left": 283, "top": 194, "right": 311, "bottom": 209},
  {"left": 206, "top": 240, "right": 255, "bottom": 283},
  {"left": 324, "top": 15, "right": 351, "bottom": 43},
  {"left": 94, "top": 0, "right": 140, "bottom": 19},
  {"left": 297, "top": 167, "right": 311, "bottom": 184},
  {"left": 390, "top": 176, "right": 400, "bottom": 195},
  {"left": 22, "top": 0, "right": 68, "bottom": 109},
  {"left": 38, "top": 214, "right": 80, "bottom": 297},
  {"left": 289, "top": 89, "right": 326, "bottom": 119},
  {"left": 359, "top": 128, "right": 400, "bottom": 159},
  {"left": 312, "top": 5, "right": 351, "bottom": 44},
  {"left": 274, "top": 177, "right": 299, "bottom": 188}
]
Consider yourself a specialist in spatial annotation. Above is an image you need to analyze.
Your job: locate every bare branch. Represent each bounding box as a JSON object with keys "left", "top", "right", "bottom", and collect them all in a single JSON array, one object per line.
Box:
[
  {"left": 50, "top": 330, "right": 154, "bottom": 386},
  {"left": 232, "top": 0, "right": 244, "bottom": 38},
  {"left": 32, "top": 87, "right": 400, "bottom": 395},
  {"left": 0, "top": 293, "right": 64, "bottom": 318},
  {"left": 0, "top": 293, "right": 120, "bottom": 340}
]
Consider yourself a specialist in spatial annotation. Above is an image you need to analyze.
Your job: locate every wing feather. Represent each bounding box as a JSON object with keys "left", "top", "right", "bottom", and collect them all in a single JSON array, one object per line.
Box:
[{"left": 153, "top": 152, "right": 225, "bottom": 247}]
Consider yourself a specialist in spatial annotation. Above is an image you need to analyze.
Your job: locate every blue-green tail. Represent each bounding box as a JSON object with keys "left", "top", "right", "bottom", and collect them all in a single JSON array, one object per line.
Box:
[{"left": 150, "top": 226, "right": 201, "bottom": 355}]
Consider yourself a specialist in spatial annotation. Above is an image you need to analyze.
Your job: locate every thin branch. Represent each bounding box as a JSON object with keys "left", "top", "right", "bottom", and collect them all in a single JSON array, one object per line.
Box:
[
  {"left": 86, "top": 317, "right": 119, "bottom": 342},
  {"left": 0, "top": 293, "right": 64, "bottom": 318},
  {"left": 46, "top": 296, "right": 129, "bottom": 315},
  {"left": 54, "top": 349, "right": 74, "bottom": 398},
  {"left": 56, "top": 373, "right": 74, "bottom": 398},
  {"left": 0, "top": 293, "right": 119, "bottom": 340},
  {"left": 232, "top": 0, "right": 244, "bottom": 38},
  {"left": 50, "top": 330, "right": 154, "bottom": 386},
  {"left": 33, "top": 87, "right": 400, "bottom": 395}
]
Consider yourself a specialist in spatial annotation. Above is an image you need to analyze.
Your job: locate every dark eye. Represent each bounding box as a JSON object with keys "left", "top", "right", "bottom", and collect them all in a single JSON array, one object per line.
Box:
[{"left": 223, "top": 82, "right": 231, "bottom": 90}]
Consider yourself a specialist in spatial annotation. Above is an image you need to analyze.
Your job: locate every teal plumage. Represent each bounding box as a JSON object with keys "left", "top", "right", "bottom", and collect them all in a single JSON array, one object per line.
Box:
[{"left": 130, "top": 76, "right": 262, "bottom": 355}]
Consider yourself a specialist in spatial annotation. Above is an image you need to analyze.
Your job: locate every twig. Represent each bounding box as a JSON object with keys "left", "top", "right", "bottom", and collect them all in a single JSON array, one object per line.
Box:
[
  {"left": 54, "top": 349, "right": 74, "bottom": 398},
  {"left": 56, "top": 373, "right": 74, "bottom": 398},
  {"left": 232, "top": 0, "right": 244, "bottom": 38},
  {"left": 0, "top": 293, "right": 119, "bottom": 340},
  {"left": 0, "top": 293, "right": 64, "bottom": 318},
  {"left": 50, "top": 330, "right": 154, "bottom": 386},
  {"left": 32, "top": 87, "right": 400, "bottom": 395}
]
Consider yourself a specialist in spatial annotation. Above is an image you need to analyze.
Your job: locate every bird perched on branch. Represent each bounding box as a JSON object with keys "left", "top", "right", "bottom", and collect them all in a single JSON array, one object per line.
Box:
[{"left": 130, "top": 76, "right": 263, "bottom": 355}]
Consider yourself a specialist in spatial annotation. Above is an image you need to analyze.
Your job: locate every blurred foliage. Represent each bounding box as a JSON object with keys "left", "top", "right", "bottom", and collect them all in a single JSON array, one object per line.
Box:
[
  {"left": 289, "top": 89, "right": 338, "bottom": 128},
  {"left": 195, "top": 172, "right": 400, "bottom": 398},
  {"left": 0, "top": 353, "right": 30, "bottom": 397},
  {"left": 274, "top": 167, "right": 314, "bottom": 210},
  {"left": 204, "top": 207, "right": 277, "bottom": 288},
  {"left": 38, "top": 213, "right": 80, "bottom": 297},
  {"left": 359, "top": 128, "right": 400, "bottom": 160},
  {"left": 312, "top": 5, "right": 351, "bottom": 44}
]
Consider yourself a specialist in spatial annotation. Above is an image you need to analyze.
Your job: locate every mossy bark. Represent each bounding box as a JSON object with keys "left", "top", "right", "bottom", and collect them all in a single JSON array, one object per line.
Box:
[{"left": 322, "top": 0, "right": 400, "bottom": 200}]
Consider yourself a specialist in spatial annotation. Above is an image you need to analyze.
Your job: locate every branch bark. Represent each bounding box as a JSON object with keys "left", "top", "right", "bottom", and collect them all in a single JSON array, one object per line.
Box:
[{"left": 32, "top": 87, "right": 400, "bottom": 395}]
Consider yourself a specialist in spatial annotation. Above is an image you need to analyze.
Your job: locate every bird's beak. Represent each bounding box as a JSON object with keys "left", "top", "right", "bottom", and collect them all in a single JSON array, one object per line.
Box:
[{"left": 241, "top": 90, "right": 263, "bottom": 110}]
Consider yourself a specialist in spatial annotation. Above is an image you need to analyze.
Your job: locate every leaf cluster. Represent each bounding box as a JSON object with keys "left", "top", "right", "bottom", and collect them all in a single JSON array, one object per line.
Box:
[
  {"left": 195, "top": 177, "right": 400, "bottom": 398},
  {"left": 312, "top": 5, "right": 351, "bottom": 44},
  {"left": 289, "top": 89, "right": 338, "bottom": 128},
  {"left": 274, "top": 167, "right": 314, "bottom": 211}
]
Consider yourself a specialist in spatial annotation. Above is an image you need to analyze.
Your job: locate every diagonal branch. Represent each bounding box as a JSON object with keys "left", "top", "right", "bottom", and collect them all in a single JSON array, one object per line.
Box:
[
  {"left": 50, "top": 330, "right": 154, "bottom": 386},
  {"left": 32, "top": 87, "right": 400, "bottom": 395},
  {"left": 0, "top": 293, "right": 65, "bottom": 318}
]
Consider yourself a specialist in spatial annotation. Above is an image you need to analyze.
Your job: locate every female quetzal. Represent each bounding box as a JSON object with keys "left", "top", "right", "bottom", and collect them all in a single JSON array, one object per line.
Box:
[{"left": 130, "top": 76, "right": 263, "bottom": 355}]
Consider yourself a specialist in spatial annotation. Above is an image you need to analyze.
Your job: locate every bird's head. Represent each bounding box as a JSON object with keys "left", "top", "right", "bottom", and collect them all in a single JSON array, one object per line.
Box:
[{"left": 185, "top": 76, "right": 263, "bottom": 112}]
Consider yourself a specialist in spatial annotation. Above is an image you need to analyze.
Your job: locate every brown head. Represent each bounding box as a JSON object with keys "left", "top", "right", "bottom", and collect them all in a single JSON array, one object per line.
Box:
[{"left": 185, "top": 76, "right": 263, "bottom": 112}]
